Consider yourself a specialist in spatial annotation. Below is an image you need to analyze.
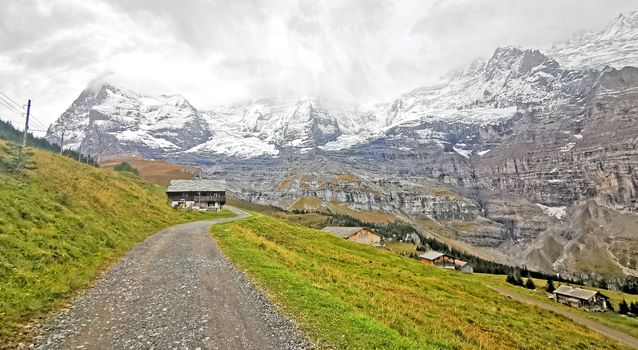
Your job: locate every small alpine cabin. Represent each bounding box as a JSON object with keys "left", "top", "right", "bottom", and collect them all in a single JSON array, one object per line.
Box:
[
  {"left": 419, "top": 250, "right": 474, "bottom": 273},
  {"left": 553, "top": 285, "right": 609, "bottom": 311},
  {"left": 322, "top": 227, "right": 381, "bottom": 246},
  {"left": 166, "top": 179, "right": 226, "bottom": 211},
  {"left": 418, "top": 251, "right": 455, "bottom": 267}
]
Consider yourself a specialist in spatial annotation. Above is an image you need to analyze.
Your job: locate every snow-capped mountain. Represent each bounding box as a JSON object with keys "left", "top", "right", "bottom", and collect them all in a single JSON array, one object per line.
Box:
[
  {"left": 46, "top": 46, "right": 585, "bottom": 159},
  {"left": 47, "top": 12, "right": 638, "bottom": 279},
  {"left": 549, "top": 11, "right": 638, "bottom": 69}
]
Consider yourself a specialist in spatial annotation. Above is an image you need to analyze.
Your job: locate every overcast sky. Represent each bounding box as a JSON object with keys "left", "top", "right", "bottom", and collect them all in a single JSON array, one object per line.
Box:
[{"left": 0, "top": 0, "right": 636, "bottom": 130}]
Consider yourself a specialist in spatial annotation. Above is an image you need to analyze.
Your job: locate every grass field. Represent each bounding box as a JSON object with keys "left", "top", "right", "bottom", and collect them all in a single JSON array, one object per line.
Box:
[
  {"left": 0, "top": 145, "right": 234, "bottom": 347},
  {"left": 481, "top": 274, "right": 638, "bottom": 339},
  {"left": 211, "top": 213, "right": 632, "bottom": 349}
]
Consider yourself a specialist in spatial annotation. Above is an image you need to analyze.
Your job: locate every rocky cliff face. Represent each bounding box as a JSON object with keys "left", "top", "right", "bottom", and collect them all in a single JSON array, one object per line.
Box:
[{"left": 47, "top": 12, "right": 638, "bottom": 279}]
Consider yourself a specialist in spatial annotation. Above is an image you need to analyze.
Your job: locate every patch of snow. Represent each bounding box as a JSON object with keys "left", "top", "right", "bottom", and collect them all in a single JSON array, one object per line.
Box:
[
  {"left": 536, "top": 203, "right": 567, "bottom": 220},
  {"left": 117, "top": 129, "right": 179, "bottom": 149},
  {"left": 559, "top": 143, "right": 575, "bottom": 152},
  {"left": 185, "top": 131, "right": 279, "bottom": 158},
  {"left": 477, "top": 149, "right": 490, "bottom": 156},
  {"left": 319, "top": 134, "right": 373, "bottom": 151},
  {"left": 574, "top": 133, "right": 583, "bottom": 139},
  {"left": 452, "top": 145, "right": 472, "bottom": 159}
]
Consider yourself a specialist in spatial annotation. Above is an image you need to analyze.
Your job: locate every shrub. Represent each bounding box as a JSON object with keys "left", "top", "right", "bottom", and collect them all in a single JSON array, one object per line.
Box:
[
  {"left": 114, "top": 162, "right": 139, "bottom": 175},
  {"left": 0, "top": 142, "right": 35, "bottom": 175}
]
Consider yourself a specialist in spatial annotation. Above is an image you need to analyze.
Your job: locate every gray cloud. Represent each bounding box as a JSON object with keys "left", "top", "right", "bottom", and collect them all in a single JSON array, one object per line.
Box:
[{"left": 0, "top": 0, "right": 636, "bottom": 129}]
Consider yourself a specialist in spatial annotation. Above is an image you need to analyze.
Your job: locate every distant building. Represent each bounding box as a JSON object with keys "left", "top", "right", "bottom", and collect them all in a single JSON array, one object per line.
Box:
[
  {"left": 166, "top": 179, "right": 226, "bottom": 211},
  {"left": 418, "top": 251, "right": 473, "bottom": 273},
  {"left": 322, "top": 227, "right": 381, "bottom": 246},
  {"left": 454, "top": 259, "right": 474, "bottom": 274},
  {"left": 418, "top": 251, "right": 455, "bottom": 267},
  {"left": 553, "top": 285, "right": 609, "bottom": 311}
]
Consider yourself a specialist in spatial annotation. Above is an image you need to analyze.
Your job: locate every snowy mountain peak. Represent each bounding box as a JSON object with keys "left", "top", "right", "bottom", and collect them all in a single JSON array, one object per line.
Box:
[
  {"left": 486, "top": 47, "right": 558, "bottom": 79},
  {"left": 601, "top": 12, "right": 638, "bottom": 38},
  {"left": 549, "top": 11, "right": 638, "bottom": 69}
]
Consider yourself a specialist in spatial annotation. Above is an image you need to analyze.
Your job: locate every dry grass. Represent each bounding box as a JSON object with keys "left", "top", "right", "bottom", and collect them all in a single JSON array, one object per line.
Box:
[
  {"left": 327, "top": 173, "right": 362, "bottom": 183},
  {"left": 100, "top": 156, "right": 200, "bottom": 186},
  {"left": 289, "top": 196, "right": 324, "bottom": 211},
  {"left": 431, "top": 188, "right": 462, "bottom": 199},
  {"left": 326, "top": 202, "right": 398, "bottom": 224},
  {"left": 275, "top": 174, "right": 296, "bottom": 191}
]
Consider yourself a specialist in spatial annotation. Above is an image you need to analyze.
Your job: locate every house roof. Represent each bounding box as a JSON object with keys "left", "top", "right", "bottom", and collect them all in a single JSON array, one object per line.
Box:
[
  {"left": 418, "top": 251, "right": 446, "bottom": 260},
  {"left": 322, "top": 227, "right": 366, "bottom": 239},
  {"left": 454, "top": 259, "right": 468, "bottom": 267},
  {"left": 553, "top": 285, "right": 600, "bottom": 300},
  {"left": 167, "top": 179, "right": 226, "bottom": 193}
]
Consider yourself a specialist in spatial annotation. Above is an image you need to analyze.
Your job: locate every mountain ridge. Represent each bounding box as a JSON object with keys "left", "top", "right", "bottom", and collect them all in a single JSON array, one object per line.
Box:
[{"left": 45, "top": 12, "right": 638, "bottom": 279}]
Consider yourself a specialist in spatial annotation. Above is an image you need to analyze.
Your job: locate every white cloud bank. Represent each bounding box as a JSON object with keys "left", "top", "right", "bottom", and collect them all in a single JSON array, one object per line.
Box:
[{"left": 0, "top": 0, "right": 636, "bottom": 128}]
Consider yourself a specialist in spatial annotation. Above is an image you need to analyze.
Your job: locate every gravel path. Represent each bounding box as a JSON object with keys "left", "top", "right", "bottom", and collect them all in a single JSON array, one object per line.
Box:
[
  {"left": 490, "top": 286, "right": 638, "bottom": 348},
  {"left": 30, "top": 207, "right": 311, "bottom": 350}
]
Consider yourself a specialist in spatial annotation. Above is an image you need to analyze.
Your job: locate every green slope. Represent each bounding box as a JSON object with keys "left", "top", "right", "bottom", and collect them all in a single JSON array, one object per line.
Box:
[
  {"left": 0, "top": 144, "right": 234, "bottom": 346},
  {"left": 212, "top": 214, "right": 632, "bottom": 350}
]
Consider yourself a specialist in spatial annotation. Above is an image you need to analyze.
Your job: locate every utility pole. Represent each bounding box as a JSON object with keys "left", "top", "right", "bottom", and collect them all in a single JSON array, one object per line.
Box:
[
  {"left": 59, "top": 131, "right": 65, "bottom": 155},
  {"left": 22, "top": 99, "right": 31, "bottom": 147}
]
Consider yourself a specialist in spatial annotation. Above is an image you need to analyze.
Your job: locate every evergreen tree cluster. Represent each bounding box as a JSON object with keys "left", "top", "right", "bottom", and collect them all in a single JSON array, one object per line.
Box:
[
  {"left": 323, "top": 212, "right": 566, "bottom": 278},
  {"left": 505, "top": 270, "right": 535, "bottom": 289},
  {"left": 114, "top": 162, "right": 139, "bottom": 175},
  {"left": 617, "top": 300, "right": 638, "bottom": 316},
  {"left": 0, "top": 119, "right": 97, "bottom": 166}
]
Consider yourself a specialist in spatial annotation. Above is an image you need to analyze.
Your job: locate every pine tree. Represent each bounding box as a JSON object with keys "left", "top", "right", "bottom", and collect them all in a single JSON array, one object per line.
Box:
[
  {"left": 525, "top": 277, "right": 536, "bottom": 290},
  {"left": 506, "top": 273, "right": 516, "bottom": 285},
  {"left": 618, "top": 300, "right": 629, "bottom": 315},
  {"left": 0, "top": 142, "right": 35, "bottom": 175},
  {"left": 546, "top": 278, "right": 555, "bottom": 293},
  {"left": 515, "top": 274, "right": 525, "bottom": 287},
  {"left": 630, "top": 302, "right": 638, "bottom": 315}
]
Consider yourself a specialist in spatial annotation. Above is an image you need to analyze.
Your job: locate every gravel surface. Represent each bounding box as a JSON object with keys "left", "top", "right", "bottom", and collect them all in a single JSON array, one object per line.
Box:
[{"left": 29, "top": 207, "right": 312, "bottom": 350}]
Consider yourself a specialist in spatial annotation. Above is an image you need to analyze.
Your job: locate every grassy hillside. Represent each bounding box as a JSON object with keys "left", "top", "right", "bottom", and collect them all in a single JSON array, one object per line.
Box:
[
  {"left": 212, "top": 214, "right": 632, "bottom": 350},
  {"left": 481, "top": 274, "right": 638, "bottom": 339},
  {"left": 100, "top": 156, "right": 201, "bottom": 186},
  {"left": 0, "top": 144, "right": 234, "bottom": 346}
]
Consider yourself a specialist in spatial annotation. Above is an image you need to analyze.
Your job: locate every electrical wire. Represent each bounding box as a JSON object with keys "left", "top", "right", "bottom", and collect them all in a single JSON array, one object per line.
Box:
[{"left": 0, "top": 90, "right": 51, "bottom": 130}]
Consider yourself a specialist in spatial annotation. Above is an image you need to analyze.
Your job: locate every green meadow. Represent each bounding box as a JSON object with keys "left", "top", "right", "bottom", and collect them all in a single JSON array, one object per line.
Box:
[
  {"left": 0, "top": 144, "right": 234, "bottom": 346},
  {"left": 212, "top": 213, "right": 632, "bottom": 350}
]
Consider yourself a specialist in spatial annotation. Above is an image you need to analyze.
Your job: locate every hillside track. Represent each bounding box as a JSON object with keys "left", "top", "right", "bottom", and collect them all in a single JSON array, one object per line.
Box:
[
  {"left": 490, "top": 287, "right": 638, "bottom": 348},
  {"left": 30, "top": 207, "right": 310, "bottom": 350}
]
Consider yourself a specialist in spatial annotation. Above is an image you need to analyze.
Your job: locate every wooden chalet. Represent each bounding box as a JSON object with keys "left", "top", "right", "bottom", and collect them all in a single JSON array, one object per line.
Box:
[
  {"left": 418, "top": 250, "right": 474, "bottom": 273},
  {"left": 553, "top": 285, "right": 609, "bottom": 311},
  {"left": 418, "top": 251, "right": 455, "bottom": 267},
  {"left": 166, "top": 179, "right": 226, "bottom": 211},
  {"left": 322, "top": 227, "right": 381, "bottom": 246}
]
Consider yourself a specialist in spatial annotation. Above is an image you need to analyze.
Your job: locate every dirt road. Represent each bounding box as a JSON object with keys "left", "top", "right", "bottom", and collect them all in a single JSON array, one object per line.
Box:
[
  {"left": 32, "top": 207, "right": 309, "bottom": 350},
  {"left": 490, "top": 286, "right": 638, "bottom": 348}
]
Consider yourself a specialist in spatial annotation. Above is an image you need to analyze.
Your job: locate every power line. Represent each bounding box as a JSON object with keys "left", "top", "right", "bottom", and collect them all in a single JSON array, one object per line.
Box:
[
  {"left": 0, "top": 90, "right": 50, "bottom": 131},
  {"left": 0, "top": 90, "right": 23, "bottom": 108},
  {"left": 0, "top": 96, "right": 23, "bottom": 115}
]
